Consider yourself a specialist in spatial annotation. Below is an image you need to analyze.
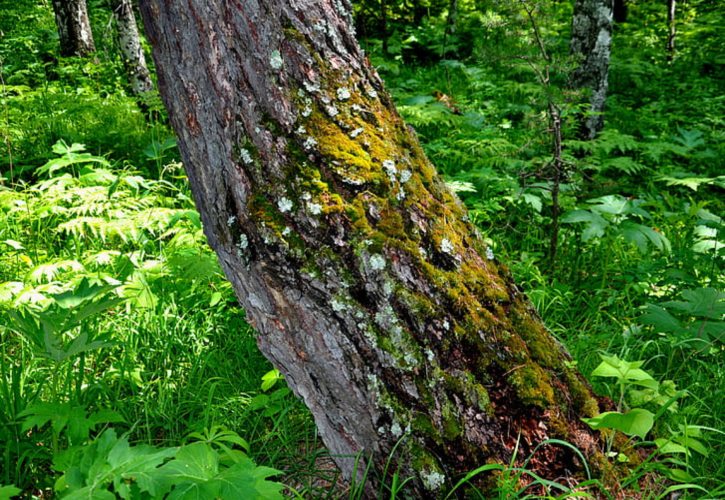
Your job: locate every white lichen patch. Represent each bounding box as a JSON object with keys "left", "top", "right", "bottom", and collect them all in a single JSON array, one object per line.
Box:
[
  {"left": 390, "top": 422, "right": 403, "bottom": 438},
  {"left": 324, "top": 104, "right": 339, "bottom": 117},
  {"left": 343, "top": 175, "right": 365, "bottom": 186},
  {"left": 303, "top": 137, "right": 317, "bottom": 150},
  {"left": 396, "top": 187, "right": 406, "bottom": 201},
  {"left": 226, "top": 215, "right": 237, "bottom": 226},
  {"left": 421, "top": 470, "right": 446, "bottom": 491},
  {"left": 269, "top": 50, "right": 283, "bottom": 70},
  {"left": 382, "top": 159, "right": 397, "bottom": 183},
  {"left": 418, "top": 247, "right": 428, "bottom": 259},
  {"left": 403, "top": 352, "right": 418, "bottom": 367},
  {"left": 349, "top": 127, "right": 364, "bottom": 138},
  {"left": 336, "top": 87, "right": 351, "bottom": 100},
  {"left": 304, "top": 81, "right": 320, "bottom": 93},
  {"left": 442, "top": 319, "right": 450, "bottom": 330},
  {"left": 486, "top": 246, "right": 495, "bottom": 260},
  {"left": 426, "top": 349, "right": 435, "bottom": 362},
  {"left": 399, "top": 169, "right": 412, "bottom": 183},
  {"left": 330, "top": 298, "right": 346, "bottom": 312},
  {"left": 440, "top": 238, "right": 455, "bottom": 255},
  {"left": 277, "top": 197, "right": 293, "bottom": 213},
  {"left": 367, "top": 88, "right": 378, "bottom": 99},
  {"left": 239, "top": 148, "right": 253, "bottom": 165},
  {"left": 369, "top": 254, "right": 386, "bottom": 271},
  {"left": 307, "top": 202, "right": 323, "bottom": 215},
  {"left": 236, "top": 234, "right": 249, "bottom": 257},
  {"left": 282, "top": 226, "right": 291, "bottom": 237},
  {"left": 295, "top": 125, "right": 307, "bottom": 135}
]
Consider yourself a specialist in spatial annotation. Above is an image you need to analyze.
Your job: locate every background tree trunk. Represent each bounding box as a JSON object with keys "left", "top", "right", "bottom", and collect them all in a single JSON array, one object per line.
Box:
[
  {"left": 110, "top": 0, "right": 154, "bottom": 97},
  {"left": 666, "top": 0, "right": 677, "bottom": 60},
  {"left": 570, "top": 0, "right": 614, "bottom": 139},
  {"left": 613, "top": 0, "right": 628, "bottom": 23},
  {"left": 51, "top": 0, "right": 96, "bottom": 57},
  {"left": 139, "top": 0, "right": 611, "bottom": 494}
]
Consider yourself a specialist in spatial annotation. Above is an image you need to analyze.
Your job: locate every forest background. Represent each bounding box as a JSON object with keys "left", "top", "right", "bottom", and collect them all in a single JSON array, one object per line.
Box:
[{"left": 0, "top": 0, "right": 722, "bottom": 498}]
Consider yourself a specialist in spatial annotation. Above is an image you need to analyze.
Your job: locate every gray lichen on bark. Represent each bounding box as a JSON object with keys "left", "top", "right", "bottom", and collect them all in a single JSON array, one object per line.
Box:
[{"left": 571, "top": 0, "right": 613, "bottom": 139}]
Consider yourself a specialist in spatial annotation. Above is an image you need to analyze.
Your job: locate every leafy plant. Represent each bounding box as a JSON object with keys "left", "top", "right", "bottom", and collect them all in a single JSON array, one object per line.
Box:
[
  {"left": 562, "top": 195, "right": 671, "bottom": 255},
  {"left": 54, "top": 429, "right": 284, "bottom": 499},
  {"left": 641, "top": 287, "right": 724, "bottom": 346}
]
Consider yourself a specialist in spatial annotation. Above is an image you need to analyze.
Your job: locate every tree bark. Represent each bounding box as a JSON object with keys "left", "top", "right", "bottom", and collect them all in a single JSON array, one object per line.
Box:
[
  {"left": 666, "top": 0, "right": 676, "bottom": 60},
  {"left": 139, "top": 0, "right": 612, "bottom": 494},
  {"left": 51, "top": 0, "right": 96, "bottom": 57},
  {"left": 570, "top": 0, "right": 614, "bottom": 139},
  {"left": 613, "top": 0, "right": 627, "bottom": 23},
  {"left": 110, "top": 0, "right": 154, "bottom": 97}
]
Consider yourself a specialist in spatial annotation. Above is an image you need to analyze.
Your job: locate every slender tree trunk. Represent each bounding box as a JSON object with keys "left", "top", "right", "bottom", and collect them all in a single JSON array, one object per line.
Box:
[
  {"left": 412, "top": 0, "right": 425, "bottom": 25},
  {"left": 381, "top": 0, "right": 389, "bottom": 53},
  {"left": 441, "top": 0, "right": 458, "bottom": 58},
  {"left": 110, "top": 0, "right": 154, "bottom": 97},
  {"left": 139, "top": 0, "right": 616, "bottom": 494},
  {"left": 446, "top": 0, "right": 458, "bottom": 34},
  {"left": 570, "top": 0, "right": 614, "bottom": 139},
  {"left": 666, "top": 0, "right": 676, "bottom": 60},
  {"left": 51, "top": 0, "right": 96, "bottom": 57},
  {"left": 613, "top": 0, "right": 628, "bottom": 23}
]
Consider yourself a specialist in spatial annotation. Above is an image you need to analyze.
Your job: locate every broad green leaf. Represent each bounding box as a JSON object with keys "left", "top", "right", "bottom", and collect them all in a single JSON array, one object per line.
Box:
[
  {"left": 521, "top": 193, "right": 542, "bottom": 213},
  {"left": 620, "top": 221, "right": 671, "bottom": 254},
  {"left": 590, "top": 354, "right": 658, "bottom": 388},
  {"left": 0, "top": 485, "right": 21, "bottom": 500},
  {"left": 51, "top": 278, "right": 115, "bottom": 309},
  {"left": 582, "top": 409, "right": 654, "bottom": 439},
  {"left": 209, "top": 292, "right": 223, "bottom": 307},
  {"left": 588, "top": 195, "right": 629, "bottom": 215},
  {"left": 261, "top": 369, "right": 283, "bottom": 392},
  {"left": 663, "top": 288, "right": 724, "bottom": 319},
  {"left": 107, "top": 438, "right": 177, "bottom": 497},
  {"left": 2, "top": 239, "right": 24, "bottom": 250},
  {"left": 561, "top": 210, "right": 608, "bottom": 241},
  {"left": 641, "top": 305, "right": 682, "bottom": 334},
  {"left": 216, "top": 457, "right": 283, "bottom": 499},
  {"left": 655, "top": 438, "right": 689, "bottom": 455}
]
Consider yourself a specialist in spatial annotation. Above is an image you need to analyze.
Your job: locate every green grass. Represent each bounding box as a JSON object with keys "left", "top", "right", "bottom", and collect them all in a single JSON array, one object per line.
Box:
[{"left": 1, "top": 0, "right": 723, "bottom": 497}]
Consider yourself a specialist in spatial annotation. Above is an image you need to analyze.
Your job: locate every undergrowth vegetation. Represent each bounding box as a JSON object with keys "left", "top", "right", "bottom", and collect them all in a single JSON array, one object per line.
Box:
[{"left": 1, "top": 0, "right": 722, "bottom": 498}]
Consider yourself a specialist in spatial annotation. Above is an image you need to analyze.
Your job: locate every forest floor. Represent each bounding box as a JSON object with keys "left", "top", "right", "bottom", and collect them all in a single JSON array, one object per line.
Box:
[{"left": 0, "top": 0, "right": 723, "bottom": 498}]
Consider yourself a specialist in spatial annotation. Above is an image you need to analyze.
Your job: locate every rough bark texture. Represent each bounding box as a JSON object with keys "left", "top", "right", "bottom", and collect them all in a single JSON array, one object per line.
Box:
[
  {"left": 111, "top": 0, "right": 154, "bottom": 96},
  {"left": 51, "top": 0, "right": 96, "bottom": 57},
  {"left": 139, "top": 0, "right": 612, "bottom": 494},
  {"left": 571, "top": 0, "right": 613, "bottom": 139}
]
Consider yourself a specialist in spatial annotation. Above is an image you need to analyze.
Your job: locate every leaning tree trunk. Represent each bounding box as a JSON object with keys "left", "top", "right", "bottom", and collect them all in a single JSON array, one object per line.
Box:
[
  {"left": 139, "top": 0, "right": 617, "bottom": 494},
  {"left": 51, "top": 0, "right": 96, "bottom": 57},
  {"left": 110, "top": 0, "right": 154, "bottom": 97},
  {"left": 570, "top": 0, "right": 614, "bottom": 139}
]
